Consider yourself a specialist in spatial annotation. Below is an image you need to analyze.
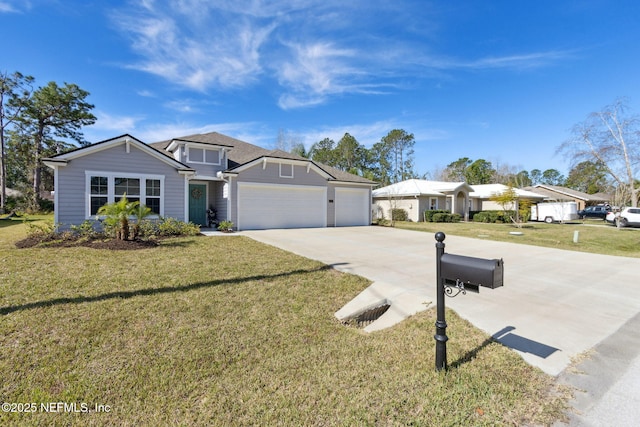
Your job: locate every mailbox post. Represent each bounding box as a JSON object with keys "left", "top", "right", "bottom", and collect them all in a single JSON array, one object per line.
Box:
[
  {"left": 434, "top": 232, "right": 448, "bottom": 371},
  {"left": 433, "top": 232, "right": 504, "bottom": 371}
]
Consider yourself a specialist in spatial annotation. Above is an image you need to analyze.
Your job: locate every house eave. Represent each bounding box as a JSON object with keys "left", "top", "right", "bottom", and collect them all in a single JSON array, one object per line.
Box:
[{"left": 42, "top": 159, "right": 68, "bottom": 169}]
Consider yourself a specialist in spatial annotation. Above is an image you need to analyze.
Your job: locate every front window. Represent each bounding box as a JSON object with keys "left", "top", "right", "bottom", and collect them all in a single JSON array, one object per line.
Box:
[
  {"left": 146, "top": 179, "right": 161, "bottom": 214},
  {"left": 90, "top": 176, "right": 108, "bottom": 215},
  {"left": 115, "top": 177, "right": 140, "bottom": 204},
  {"left": 86, "top": 172, "right": 164, "bottom": 218}
]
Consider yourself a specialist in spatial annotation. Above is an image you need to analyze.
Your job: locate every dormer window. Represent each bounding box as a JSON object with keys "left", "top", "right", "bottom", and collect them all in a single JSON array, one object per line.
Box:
[{"left": 187, "top": 147, "right": 220, "bottom": 165}]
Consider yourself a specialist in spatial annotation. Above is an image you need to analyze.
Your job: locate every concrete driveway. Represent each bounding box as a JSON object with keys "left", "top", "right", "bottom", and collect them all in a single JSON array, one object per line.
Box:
[{"left": 245, "top": 226, "right": 640, "bottom": 377}]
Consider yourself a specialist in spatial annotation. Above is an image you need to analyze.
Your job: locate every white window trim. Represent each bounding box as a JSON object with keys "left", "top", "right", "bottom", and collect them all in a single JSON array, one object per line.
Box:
[
  {"left": 279, "top": 163, "right": 294, "bottom": 179},
  {"left": 85, "top": 171, "right": 165, "bottom": 219},
  {"left": 186, "top": 145, "right": 222, "bottom": 166},
  {"left": 429, "top": 197, "right": 438, "bottom": 210}
]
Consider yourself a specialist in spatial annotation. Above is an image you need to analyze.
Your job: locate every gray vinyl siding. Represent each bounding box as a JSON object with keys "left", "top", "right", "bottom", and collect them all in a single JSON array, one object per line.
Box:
[
  {"left": 212, "top": 182, "right": 228, "bottom": 221},
  {"left": 236, "top": 162, "right": 328, "bottom": 186},
  {"left": 55, "top": 143, "right": 186, "bottom": 226}
]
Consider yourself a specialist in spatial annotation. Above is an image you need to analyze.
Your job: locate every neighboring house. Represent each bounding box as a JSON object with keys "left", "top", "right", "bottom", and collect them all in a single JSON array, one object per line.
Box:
[
  {"left": 43, "top": 132, "right": 375, "bottom": 230},
  {"left": 524, "top": 185, "right": 610, "bottom": 210},
  {"left": 469, "top": 184, "right": 546, "bottom": 211},
  {"left": 372, "top": 179, "right": 472, "bottom": 222}
]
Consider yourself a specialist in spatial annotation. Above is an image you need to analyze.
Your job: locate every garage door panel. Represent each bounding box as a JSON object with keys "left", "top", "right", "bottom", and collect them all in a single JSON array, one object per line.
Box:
[
  {"left": 335, "top": 188, "right": 370, "bottom": 227},
  {"left": 238, "top": 183, "right": 326, "bottom": 230}
]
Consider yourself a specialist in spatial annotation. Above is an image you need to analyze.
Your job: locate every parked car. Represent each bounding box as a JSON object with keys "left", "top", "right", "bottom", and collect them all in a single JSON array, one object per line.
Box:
[
  {"left": 578, "top": 205, "right": 610, "bottom": 220},
  {"left": 606, "top": 207, "right": 640, "bottom": 227}
]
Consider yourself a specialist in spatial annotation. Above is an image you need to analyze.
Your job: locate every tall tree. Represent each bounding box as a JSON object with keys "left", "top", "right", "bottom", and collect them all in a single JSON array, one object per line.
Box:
[
  {"left": 17, "top": 81, "right": 96, "bottom": 208},
  {"left": 559, "top": 98, "right": 640, "bottom": 206},
  {"left": 309, "top": 137, "right": 337, "bottom": 166},
  {"left": 289, "top": 142, "right": 308, "bottom": 158},
  {"left": 379, "top": 129, "right": 415, "bottom": 183},
  {"left": 464, "top": 159, "right": 495, "bottom": 184},
  {"left": 334, "top": 133, "right": 366, "bottom": 174},
  {"left": 530, "top": 169, "right": 542, "bottom": 186},
  {"left": 565, "top": 160, "right": 609, "bottom": 194},
  {"left": 509, "top": 170, "right": 532, "bottom": 188},
  {"left": 443, "top": 157, "right": 472, "bottom": 181},
  {"left": 0, "top": 71, "right": 34, "bottom": 213},
  {"left": 540, "top": 169, "right": 565, "bottom": 186}
]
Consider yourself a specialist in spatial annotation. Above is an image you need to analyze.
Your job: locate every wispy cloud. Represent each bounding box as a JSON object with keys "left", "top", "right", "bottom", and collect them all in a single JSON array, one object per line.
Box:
[
  {"left": 0, "top": 0, "right": 30, "bottom": 13},
  {"left": 111, "top": 1, "right": 275, "bottom": 91},
  {"left": 456, "top": 50, "right": 576, "bottom": 71},
  {"left": 92, "top": 111, "right": 142, "bottom": 133},
  {"left": 109, "top": 1, "right": 574, "bottom": 109}
]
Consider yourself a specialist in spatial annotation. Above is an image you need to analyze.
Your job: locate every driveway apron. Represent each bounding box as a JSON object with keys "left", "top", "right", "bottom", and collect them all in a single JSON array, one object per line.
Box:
[{"left": 244, "top": 226, "right": 640, "bottom": 377}]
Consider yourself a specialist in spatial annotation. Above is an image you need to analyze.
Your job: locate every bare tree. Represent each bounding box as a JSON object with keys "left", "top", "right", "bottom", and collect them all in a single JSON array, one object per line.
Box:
[{"left": 559, "top": 99, "right": 639, "bottom": 207}]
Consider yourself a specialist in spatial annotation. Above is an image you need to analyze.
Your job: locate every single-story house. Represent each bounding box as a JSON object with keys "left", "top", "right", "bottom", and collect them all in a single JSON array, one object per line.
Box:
[
  {"left": 469, "top": 184, "right": 546, "bottom": 211},
  {"left": 372, "top": 179, "right": 472, "bottom": 222},
  {"left": 524, "top": 185, "right": 611, "bottom": 210},
  {"left": 43, "top": 132, "right": 376, "bottom": 230}
]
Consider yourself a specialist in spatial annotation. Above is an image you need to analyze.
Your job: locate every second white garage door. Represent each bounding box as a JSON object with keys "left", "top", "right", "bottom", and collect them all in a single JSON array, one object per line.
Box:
[
  {"left": 237, "top": 183, "right": 327, "bottom": 230},
  {"left": 335, "top": 187, "right": 371, "bottom": 226}
]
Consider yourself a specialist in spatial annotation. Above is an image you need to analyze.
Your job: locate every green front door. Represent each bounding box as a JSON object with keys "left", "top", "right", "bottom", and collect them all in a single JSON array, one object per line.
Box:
[{"left": 189, "top": 184, "right": 207, "bottom": 226}]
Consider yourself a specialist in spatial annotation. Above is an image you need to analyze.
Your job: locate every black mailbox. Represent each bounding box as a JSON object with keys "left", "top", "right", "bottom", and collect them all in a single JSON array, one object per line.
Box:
[{"left": 440, "top": 253, "right": 503, "bottom": 290}]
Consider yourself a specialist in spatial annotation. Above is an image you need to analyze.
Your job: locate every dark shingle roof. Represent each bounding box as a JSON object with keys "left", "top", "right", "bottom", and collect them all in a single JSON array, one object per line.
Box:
[{"left": 152, "top": 132, "right": 375, "bottom": 184}]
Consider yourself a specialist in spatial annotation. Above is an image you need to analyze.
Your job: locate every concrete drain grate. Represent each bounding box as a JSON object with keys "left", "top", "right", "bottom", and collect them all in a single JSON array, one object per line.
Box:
[{"left": 342, "top": 303, "right": 391, "bottom": 328}]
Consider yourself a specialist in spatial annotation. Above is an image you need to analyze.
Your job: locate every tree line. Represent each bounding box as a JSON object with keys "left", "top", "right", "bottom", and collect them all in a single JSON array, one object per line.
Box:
[
  {"left": 1, "top": 71, "right": 96, "bottom": 213},
  {"left": 282, "top": 133, "right": 619, "bottom": 198},
  {"left": 279, "top": 99, "right": 638, "bottom": 207}
]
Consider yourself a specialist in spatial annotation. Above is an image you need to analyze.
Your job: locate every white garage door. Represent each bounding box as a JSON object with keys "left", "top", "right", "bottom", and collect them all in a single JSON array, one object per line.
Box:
[
  {"left": 335, "top": 187, "right": 371, "bottom": 226},
  {"left": 237, "top": 183, "right": 327, "bottom": 230}
]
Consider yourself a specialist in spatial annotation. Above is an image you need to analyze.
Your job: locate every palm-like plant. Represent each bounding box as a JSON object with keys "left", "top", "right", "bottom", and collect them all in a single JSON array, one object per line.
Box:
[
  {"left": 96, "top": 194, "right": 139, "bottom": 240},
  {"left": 131, "top": 204, "right": 153, "bottom": 240}
]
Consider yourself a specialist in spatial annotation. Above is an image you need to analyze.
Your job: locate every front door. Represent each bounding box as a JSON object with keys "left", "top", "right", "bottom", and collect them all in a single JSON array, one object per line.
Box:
[{"left": 189, "top": 184, "right": 207, "bottom": 226}]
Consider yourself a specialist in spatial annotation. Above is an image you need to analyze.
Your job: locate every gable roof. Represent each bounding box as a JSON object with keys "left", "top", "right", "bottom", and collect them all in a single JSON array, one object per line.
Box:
[
  {"left": 372, "top": 179, "right": 472, "bottom": 198},
  {"left": 152, "top": 132, "right": 375, "bottom": 185},
  {"left": 151, "top": 132, "right": 267, "bottom": 167},
  {"left": 469, "top": 184, "right": 546, "bottom": 200},
  {"left": 525, "top": 185, "right": 610, "bottom": 202},
  {"left": 43, "top": 134, "right": 195, "bottom": 173}
]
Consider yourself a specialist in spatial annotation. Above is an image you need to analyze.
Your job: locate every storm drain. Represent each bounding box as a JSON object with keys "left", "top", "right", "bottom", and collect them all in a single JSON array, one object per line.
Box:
[{"left": 342, "top": 303, "right": 391, "bottom": 328}]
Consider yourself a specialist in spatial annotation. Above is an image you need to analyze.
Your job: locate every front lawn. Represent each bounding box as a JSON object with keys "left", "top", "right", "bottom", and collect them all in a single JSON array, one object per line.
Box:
[
  {"left": 0, "top": 217, "right": 568, "bottom": 425},
  {"left": 395, "top": 220, "right": 640, "bottom": 258}
]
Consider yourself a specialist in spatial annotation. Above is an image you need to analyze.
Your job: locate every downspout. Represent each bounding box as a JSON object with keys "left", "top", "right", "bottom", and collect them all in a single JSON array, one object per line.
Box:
[
  {"left": 52, "top": 166, "right": 59, "bottom": 227},
  {"left": 216, "top": 171, "right": 233, "bottom": 226}
]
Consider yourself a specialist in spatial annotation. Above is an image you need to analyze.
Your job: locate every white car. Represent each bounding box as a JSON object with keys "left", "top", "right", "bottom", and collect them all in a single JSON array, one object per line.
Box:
[{"left": 606, "top": 207, "right": 640, "bottom": 227}]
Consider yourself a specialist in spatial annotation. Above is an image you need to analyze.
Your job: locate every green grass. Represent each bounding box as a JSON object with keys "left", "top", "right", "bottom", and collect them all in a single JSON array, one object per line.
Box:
[
  {"left": 0, "top": 216, "right": 568, "bottom": 426},
  {"left": 395, "top": 220, "right": 640, "bottom": 258}
]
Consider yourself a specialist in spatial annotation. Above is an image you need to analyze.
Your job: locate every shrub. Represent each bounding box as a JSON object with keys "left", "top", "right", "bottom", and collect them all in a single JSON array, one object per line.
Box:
[
  {"left": 391, "top": 208, "right": 408, "bottom": 222},
  {"left": 157, "top": 217, "right": 200, "bottom": 237},
  {"left": 423, "top": 209, "right": 450, "bottom": 222},
  {"left": 217, "top": 220, "right": 234, "bottom": 232},
  {"left": 472, "top": 210, "right": 515, "bottom": 223},
  {"left": 25, "top": 218, "right": 56, "bottom": 238},
  {"left": 432, "top": 213, "right": 462, "bottom": 223},
  {"left": 70, "top": 220, "right": 101, "bottom": 239}
]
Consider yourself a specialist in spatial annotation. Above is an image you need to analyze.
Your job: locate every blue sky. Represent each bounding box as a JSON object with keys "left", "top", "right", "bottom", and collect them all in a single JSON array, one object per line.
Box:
[{"left": 2, "top": 0, "right": 639, "bottom": 177}]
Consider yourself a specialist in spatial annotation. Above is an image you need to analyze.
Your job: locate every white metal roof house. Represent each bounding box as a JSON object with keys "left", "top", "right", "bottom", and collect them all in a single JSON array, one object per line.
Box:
[
  {"left": 469, "top": 184, "right": 546, "bottom": 211},
  {"left": 43, "top": 132, "right": 375, "bottom": 230},
  {"left": 372, "top": 179, "right": 472, "bottom": 222}
]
